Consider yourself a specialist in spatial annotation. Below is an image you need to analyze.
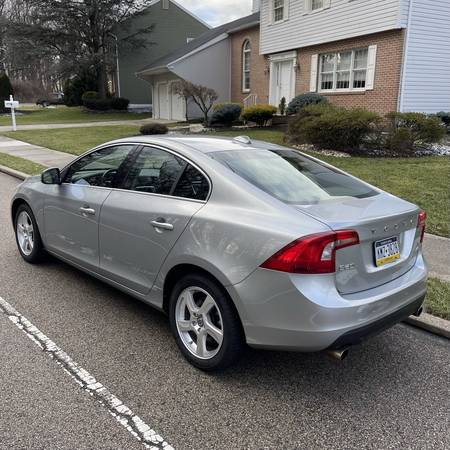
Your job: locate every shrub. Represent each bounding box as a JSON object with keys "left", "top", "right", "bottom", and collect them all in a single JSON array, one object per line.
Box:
[
  {"left": 210, "top": 103, "right": 242, "bottom": 127},
  {"left": 213, "top": 102, "right": 242, "bottom": 112},
  {"left": 384, "top": 112, "right": 446, "bottom": 153},
  {"left": 81, "top": 91, "right": 100, "bottom": 101},
  {"left": 436, "top": 111, "right": 450, "bottom": 127},
  {"left": 241, "top": 104, "right": 277, "bottom": 127},
  {"left": 0, "top": 73, "right": 14, "bottom": 113},
  {"left": 111, "top": 97, "right": 130, "bottom": 111},
  {"left": 288, "top": 104, "right": 381, "bottom": 150},
  {"left": 279, "top": 97, "right": 287, "bottom": 116},
  {"left": 140, "top": 123, "right": 169, "bottom": 135},
  {"left": 83, "top": 98, "right": 112, "bottom": 111},
  {"left": 286, "top": 93, "right": 328, "bottom": 115},
  {"left": 63, "top": 70, "right": 98, "bottom": 106}
]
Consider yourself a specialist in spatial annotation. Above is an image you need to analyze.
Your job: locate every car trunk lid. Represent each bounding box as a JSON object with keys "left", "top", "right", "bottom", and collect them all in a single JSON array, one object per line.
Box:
[{"left": 295, "top": 193, "right": 422, "bottom": 294}]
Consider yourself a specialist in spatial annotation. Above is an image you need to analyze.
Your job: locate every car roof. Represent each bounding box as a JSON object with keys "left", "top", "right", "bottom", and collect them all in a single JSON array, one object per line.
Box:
[{"left": 109, "top": 134, "right": 287, "bottom": 154}]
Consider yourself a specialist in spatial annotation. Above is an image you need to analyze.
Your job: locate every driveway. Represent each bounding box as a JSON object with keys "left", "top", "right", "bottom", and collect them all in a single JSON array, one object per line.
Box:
[{"left": 0, "top": 172, "right": 449, "bottom": 449}]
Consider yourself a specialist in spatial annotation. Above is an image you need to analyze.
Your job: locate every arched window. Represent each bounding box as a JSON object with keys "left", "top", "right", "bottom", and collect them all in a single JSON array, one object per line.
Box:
[{"left": 242, "top": 40, "right": 251, "bottom": 92}]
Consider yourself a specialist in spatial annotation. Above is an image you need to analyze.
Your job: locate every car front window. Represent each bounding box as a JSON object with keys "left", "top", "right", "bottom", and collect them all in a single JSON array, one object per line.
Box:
[{"left": 210, "top": 149, "right": 378, "bottom": 204}]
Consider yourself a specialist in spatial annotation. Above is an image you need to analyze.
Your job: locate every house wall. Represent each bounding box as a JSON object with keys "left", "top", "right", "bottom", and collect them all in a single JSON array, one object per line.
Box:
[
  {"left": 296, "top": 30, "right": 405, "bottom": 115},
  {"left": 259, "top": 0, "right": 404, "bottom": 55},
  {"left": 170, "top": 37, "right": 231, "bottom": 103},
  {"left": 230, "top": 25, "right": 270, "bottom": 105},
  {"left": 399, "top": 0, "right": 450, "bottom": 113},
  {"left": 116, "top": 0, "right": 208, "bottom": 104}
]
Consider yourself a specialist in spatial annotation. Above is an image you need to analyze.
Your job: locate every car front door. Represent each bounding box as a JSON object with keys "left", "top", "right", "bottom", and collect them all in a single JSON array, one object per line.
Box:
[
  {"left": 98, "top": 145, "right": 210, "bottom": 294},
  {"left": 43, "top": 144, "right": 137, "bottom": 271}
]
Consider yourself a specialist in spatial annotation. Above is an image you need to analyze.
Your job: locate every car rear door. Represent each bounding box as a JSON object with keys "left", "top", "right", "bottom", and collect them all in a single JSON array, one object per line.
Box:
[
  {"left": 98, "top": 145, "right": 210, "bottom": 294},
  {"left": 43, "top": 144, "right": 137, "bottom": 272}
]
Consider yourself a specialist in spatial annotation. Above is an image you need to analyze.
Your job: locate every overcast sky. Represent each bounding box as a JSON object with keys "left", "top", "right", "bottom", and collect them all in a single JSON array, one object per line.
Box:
[{"left": 176, "top": 0, "right": 254, "bottom": 27}]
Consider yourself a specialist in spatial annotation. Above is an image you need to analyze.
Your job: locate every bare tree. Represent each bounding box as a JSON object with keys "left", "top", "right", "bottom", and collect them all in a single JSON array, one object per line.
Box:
[{"left": 173, "top": 80, "right": 218, "bottom": 125}]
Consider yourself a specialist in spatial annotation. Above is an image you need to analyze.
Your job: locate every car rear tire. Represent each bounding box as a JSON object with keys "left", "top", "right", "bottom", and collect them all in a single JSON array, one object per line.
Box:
[
  {"left": 169, "top": 273, "right": 244, "bottom": 371},
  {"left": 14, "top": 204, "right": 45, "bottom": 263}
]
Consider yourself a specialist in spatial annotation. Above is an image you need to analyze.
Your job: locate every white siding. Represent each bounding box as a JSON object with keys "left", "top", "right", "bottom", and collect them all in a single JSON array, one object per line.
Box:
[
  {"left": 259, "top": 0, "right": 403, "bottom": 55},
  {"left": 400, "top": 0, "right": 450, "bottom": 113}
]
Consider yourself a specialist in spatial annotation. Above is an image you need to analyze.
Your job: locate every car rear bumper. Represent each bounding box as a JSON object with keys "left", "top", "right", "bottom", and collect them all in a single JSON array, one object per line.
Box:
[{"left": 228, "top": 253, "right": 427, "bottom": 351}]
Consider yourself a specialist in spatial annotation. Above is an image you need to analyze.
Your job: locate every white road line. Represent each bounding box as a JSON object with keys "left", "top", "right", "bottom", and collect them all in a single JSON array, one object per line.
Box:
[{"left": 0, "top": 295, "right": 174, "bottom": 450}]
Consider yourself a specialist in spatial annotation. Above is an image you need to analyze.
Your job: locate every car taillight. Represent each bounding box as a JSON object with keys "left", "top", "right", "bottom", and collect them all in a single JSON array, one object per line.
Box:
[
  {"left": 417, "top": 210, "right": 426, "bottom": 243},
  {"left": 260, "top": 230, "right": 360, "bottom": 274}
]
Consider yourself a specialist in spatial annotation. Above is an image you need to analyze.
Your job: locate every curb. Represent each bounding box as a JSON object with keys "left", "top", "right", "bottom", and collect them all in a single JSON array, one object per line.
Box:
[
  {"left": 0, "top": 165, "right": 29, "bottom": 181},
  {"left": 404, "top": 313, "right": 450, "bottom": 340}
]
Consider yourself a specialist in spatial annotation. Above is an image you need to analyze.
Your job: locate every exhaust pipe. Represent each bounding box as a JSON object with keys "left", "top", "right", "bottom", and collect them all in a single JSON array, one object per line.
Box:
[
  {"left": 326, "top": 348, "right": 349, "bottom": 361},
  {"left": 413, "top": 306, "right": 423, "bottom": 317}
]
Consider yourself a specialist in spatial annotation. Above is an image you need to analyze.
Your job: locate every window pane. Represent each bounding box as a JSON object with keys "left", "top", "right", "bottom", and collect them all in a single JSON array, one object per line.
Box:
[
  {"left": 320, "top": 73, "right": 333, "bottom": 90},
  {"left": 336, "top": 71, "right": 350, "bottom": 89},
  {"left": 312, "top": 0, "right": 323, "bottom": 10},
  {"left": 123, "top": 147, "right": 185, "bottom": 195},
  {"left": 354, "top": 48, "right": 368, "bottom": 69},
  {"left": 274, "top": 0, "right": 284, "bottom": 21},
  {"left": 65, "top": 145, "right": 134, "bottom": 188},
  {"left": 211, "top": 149, "right": 377, "bottom": 204},
  {"left": 173, "top": 165, "right": 209, "bottom": 201},
  {"left": 244, "top": 72, "right": 251, "bottom": 90},
  {"left": 320, "top": 54, "right": 335, "bottom": 72},
  {"left": 353, "top": 69, "right": 366, "bottom": 88},
  {"left": 336, "top": 52, "right": 351, "bottom": 71}
]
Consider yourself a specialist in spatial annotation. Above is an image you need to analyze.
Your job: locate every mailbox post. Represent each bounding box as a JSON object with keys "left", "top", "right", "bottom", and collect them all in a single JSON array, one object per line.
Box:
[{"left": 4, "top": 95, "right": 19, "bottom": 131}]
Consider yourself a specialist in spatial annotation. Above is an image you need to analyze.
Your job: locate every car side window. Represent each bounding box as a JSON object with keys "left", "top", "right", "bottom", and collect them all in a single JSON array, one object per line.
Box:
[
  {"left": 173, "top": 164, "right": 210, "bottom": 201},
  {"left": 122, "top": 147, "right": 186, "bottom": 195},
  {"left": 64, "top": 145, "right": 135, "bottom": 188}
]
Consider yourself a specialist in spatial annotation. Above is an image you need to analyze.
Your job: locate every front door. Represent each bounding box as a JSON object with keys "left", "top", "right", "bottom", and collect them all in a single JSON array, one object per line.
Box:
[
  {"left": 98, "top": 146, "right": 210, "bottom": 294},
  {"left": 272, "top": 60, "right": 294, "bottom": 108},
  {"left": 158, "top": 83, "right": 169, "bottom": 119},
  {"left": 43, "top": 144, "right": 136, "bottom": 271}
]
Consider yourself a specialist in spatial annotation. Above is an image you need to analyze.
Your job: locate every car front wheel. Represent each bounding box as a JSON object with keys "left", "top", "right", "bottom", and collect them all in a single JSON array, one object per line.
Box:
[
  {"left": 14, "top": 204, "right": 45, "bottom": 263},
  {"left": 169, "top": 274, "right": 244, "bottom": 371}
]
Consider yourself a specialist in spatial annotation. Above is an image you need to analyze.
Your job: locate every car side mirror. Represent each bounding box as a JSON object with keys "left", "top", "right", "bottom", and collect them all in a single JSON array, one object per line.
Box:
[{"left": 41, "top": 167, "right": 61, "bottom": 185}]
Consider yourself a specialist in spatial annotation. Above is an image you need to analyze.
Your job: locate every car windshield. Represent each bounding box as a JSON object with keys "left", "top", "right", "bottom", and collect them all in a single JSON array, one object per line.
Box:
[{"left": 210, "top": 149, "right": 378, "bottom": 204}]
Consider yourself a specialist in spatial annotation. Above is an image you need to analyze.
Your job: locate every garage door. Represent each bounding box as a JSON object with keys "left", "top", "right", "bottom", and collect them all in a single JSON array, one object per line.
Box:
[{"left": 170, "top": 86, "right": 185, "bottom": 121}]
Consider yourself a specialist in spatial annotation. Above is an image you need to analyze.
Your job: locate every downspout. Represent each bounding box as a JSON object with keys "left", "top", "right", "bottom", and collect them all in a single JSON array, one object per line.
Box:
[{"left": 397, "top": 0, "right": 414, "bottom": 112}]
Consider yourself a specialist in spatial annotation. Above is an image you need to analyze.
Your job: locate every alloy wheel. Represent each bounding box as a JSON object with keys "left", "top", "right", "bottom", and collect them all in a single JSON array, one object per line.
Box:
[
  {"left": 16, "top": 211, "right": 34, "bottom": 256},
  {"left": 175, "top": 286, "right": 224, "bottom": 360}
]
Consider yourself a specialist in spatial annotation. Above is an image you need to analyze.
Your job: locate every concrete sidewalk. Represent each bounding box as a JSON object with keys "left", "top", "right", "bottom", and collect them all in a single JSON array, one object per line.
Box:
[
  {"left": 0, "top": 118, "right": 173, "bottom": 133},
  {"left": 0, "top": 134, "right": 449, "bottom": 282}
]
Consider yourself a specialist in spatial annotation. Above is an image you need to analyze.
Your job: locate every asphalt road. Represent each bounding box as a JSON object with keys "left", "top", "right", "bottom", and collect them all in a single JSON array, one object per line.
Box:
[{"left": 0, "top": 172, "right": 449, "bottom": 450}]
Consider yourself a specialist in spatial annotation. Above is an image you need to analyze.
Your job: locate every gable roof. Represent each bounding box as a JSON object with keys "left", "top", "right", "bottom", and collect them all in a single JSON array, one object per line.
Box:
[{"left": 136, "top": 12, "right": 260, "bottom": 75}]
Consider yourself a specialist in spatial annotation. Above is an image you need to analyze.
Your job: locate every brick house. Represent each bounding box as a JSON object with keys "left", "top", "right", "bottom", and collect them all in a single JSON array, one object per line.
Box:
[{"left": 231, "top": 0, "right": 449, "bottom": 115}]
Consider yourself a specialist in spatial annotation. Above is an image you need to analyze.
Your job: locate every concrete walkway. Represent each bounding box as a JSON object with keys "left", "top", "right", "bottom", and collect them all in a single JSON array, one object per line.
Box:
[
  {"left": 0, "top": 134, "right": 449, "bottom": 282},
  {"left": 0, "top": 118, "right": 174, "bottom": 133}
]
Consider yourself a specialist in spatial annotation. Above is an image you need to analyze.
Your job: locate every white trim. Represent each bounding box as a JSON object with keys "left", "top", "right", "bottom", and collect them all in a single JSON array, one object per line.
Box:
[
  {"left": 242, "top": 39, "right": 252, "bottom": 93},
  {"left": 398, "top": 0, "right": 413, "bottom": 112},
  {"left": 269, "top": 50, "right": 297, "bottom": 62}
]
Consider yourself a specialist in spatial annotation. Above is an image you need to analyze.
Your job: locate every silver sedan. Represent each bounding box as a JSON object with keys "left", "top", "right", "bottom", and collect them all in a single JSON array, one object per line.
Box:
[{"left": 11, "top": 135, "right": 428, "bottom": 370}]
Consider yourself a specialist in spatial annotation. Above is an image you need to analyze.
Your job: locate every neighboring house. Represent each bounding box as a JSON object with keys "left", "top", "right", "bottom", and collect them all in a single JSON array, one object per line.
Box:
[
  {"left": 137, "top": 13, "right": 260, "bottom": 120},
  {"left": 114, "top": 0, "right": 209, "bottom": 106},
  {"left": 237, "top": 0, "right": 449, "bottom": 114}
]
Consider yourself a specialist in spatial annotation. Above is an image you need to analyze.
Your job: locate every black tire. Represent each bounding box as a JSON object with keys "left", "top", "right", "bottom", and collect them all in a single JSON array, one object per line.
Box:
[
  {"left": 14, "top": 203, "right": 45, "bottom": 263},
  {"left": 169, "top": 273, "right": 244, "bottom": 372}
]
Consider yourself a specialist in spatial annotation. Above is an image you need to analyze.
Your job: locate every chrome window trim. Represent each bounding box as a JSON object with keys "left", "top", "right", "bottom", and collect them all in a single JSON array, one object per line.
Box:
[{"left": 60, "top": 141, "right": 212, "bottom": 204}]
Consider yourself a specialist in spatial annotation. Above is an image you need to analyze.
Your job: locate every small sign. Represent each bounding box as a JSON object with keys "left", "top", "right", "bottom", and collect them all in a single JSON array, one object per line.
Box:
[{"left": 4, "top": 100, "right": 19, "bottom": 108}]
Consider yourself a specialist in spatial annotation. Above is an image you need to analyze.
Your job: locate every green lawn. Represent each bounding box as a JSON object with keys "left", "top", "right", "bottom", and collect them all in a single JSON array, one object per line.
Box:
[
  {"left": 4, "top": 125, "right": 140, "bottom": 155},
  {"left": 425, "top": 278, "right": 450, "bottom": 320},
  {"left": 0, "top": 106, "right": 152, "bottom": 126},
  {"left": 0, "top": 152, "right": 46, "bottom": 175},
  {"left": 1, "top": 126, "right": 449, "bottom": 236}
]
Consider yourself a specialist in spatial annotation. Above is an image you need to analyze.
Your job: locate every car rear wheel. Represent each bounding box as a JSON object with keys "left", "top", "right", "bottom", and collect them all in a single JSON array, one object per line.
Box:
[
  {"left": 15, "top": 204, "right": 45, "bottom": 263},
  {"left": 169, "top": 273, "right": 244, "bottom": 371}
]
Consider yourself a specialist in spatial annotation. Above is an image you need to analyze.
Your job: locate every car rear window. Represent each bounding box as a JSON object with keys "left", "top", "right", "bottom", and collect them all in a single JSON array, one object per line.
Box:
[{"left": 210, "top": 149, "right": 378, "bottom": 204}]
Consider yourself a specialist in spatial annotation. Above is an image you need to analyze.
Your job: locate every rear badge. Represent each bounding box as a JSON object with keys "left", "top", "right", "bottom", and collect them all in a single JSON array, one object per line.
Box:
[{"left": 338, "top": 263, "right": 356, "bottom": 271}]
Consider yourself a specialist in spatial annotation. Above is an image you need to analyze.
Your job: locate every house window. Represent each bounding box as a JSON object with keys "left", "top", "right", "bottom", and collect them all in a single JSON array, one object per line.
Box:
[
  {"left": 242, "top": 40, "right": 251, "bottom": 92},
  {"left": 311, "top": 0, "right": 323, "bottom": 10},
  {"left": 319, "top": 48, "right": 368, "bottom": 91},
  {"left": 273, "top": 0, "right": 285, "bottom": 22}
]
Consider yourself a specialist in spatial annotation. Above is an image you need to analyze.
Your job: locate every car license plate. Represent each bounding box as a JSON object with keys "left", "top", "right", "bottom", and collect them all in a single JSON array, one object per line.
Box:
[{"left": 374, "top": 236, "right": 400, "bottom": 267}]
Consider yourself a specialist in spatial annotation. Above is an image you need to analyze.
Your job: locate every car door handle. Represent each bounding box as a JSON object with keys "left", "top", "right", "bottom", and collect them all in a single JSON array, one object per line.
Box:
[
  {"left": 151, "top": 220, "right": 174, "bottom": 231},
  {"left": 79, "top": 206, "right": 96, "bottom": 216}
]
